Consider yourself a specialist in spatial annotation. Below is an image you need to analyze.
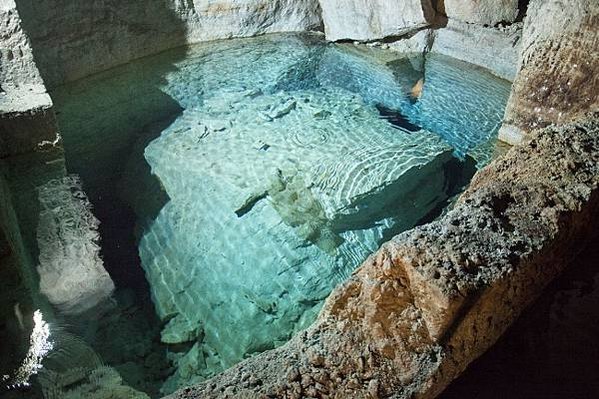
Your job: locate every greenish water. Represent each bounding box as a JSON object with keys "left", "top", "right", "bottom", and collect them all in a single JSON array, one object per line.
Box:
[{"left": 4, "top": 33, "right": 511, "bottom": 397}]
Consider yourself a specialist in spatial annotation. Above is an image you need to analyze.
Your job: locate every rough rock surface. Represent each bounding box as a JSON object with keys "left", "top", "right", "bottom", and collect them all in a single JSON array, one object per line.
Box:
[
  {"left": 319, "top": 0, "right": 438, "bottom": 42},
  {"left": 443, "top": 0, "right": 519, "bottom": 26},
  {"left": 167, "top": 114, "right": 599, "bottom": 399},
  {"left": 499, "top": 0, "right": 599, "bottom": 144},
  {"left": 430, "top": 19, "right": 522, "bottom": 81},
  {"left": 0, "top": 0, "right": 44, "bottom": 89},
  {"left": 15, "top": 0, "right": 323, "bottom": 87},
  {"left": 0, "top": 0, "right": 60, "bottom": 158}
]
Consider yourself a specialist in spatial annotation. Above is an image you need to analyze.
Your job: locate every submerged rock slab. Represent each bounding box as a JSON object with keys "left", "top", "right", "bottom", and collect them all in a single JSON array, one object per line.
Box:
[
  {"left": 136, "top": 85, "right": 454, "bottom": 391},
  {"left": 404, "top": 53, "right": 512, "bottom": 158},
  {"left": 36, "top": 176, "right": 114, "bottom": 315},
  {"left": 312, "top": 44, "right": 511, "bottom": 159},
  {"left": 165, "top": 113, "right": 599, "bottom": 399}
]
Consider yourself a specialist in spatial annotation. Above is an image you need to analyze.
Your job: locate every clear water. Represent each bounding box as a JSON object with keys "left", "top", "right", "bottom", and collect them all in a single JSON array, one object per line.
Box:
[{"left": 5, "top": 33, "right": 511, "bottom": 397}]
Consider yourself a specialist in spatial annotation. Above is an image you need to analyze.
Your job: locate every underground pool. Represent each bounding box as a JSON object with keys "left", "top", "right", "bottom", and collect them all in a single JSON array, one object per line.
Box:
[{"left": 5, "top": 33, "right": 512, "bottom": 398}]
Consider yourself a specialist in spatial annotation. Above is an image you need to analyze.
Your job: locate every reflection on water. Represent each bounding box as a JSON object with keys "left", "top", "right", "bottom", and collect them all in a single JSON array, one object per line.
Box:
[{"left": 5, "top": 33, "right": 511, "bottom": 397}]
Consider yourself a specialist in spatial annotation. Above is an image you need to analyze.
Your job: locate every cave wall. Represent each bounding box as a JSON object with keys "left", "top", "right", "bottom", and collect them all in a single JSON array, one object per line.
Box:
[
  {"left": 443, "top": 0, "right": 519, "bottom": 26},
  {"left": 0, "top": 0, "right": 58, "bottom": 159},
  {"left": 1, "top": 0, "right": 597, "bottom": 397},
  {"left": 0, "top": 0, "right": 44, "bottom": 88},
  {"left": 430, "top": 19, "right": 521, "bottom": 81},
  {"left": 498, "top": 0, "right": 599, "bottom": 144},
  {"left": 317, "top": 0, "right": 524, "bottom": 81},
  {"left": 319, "top": 0, "right": 438, "bottom": 42},
  {"left": 0, "top": 163, "right": 36, "bottom": 380},
  {"left": 15, "top": 0, "right": 323, "bottom": 88}
]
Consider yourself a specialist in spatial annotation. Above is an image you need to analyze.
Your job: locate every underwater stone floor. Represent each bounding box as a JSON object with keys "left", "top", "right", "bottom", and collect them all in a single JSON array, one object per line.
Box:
[{"left": 41, "top": 33, "right": 511, "bottom": 396}]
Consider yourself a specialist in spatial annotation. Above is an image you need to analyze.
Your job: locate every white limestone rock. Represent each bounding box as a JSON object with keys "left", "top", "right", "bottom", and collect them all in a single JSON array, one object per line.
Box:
[
  {"left": 0, "top": 0, "right": 45, "bottom": 89},
  {"left": 185, "top": 0, "right": 323, "bottom": 42},
  {"left": 319, "top": 0, "right": 437, "bottom": 41},
  {"left": 15, "top": 0, "right": 323, "bottom": 87},
  {"left": 497, "top": 123, "right": 525, "bottom": 146},
  {"left": 430, "top": 19, "right": 522, "bottom": 81},
  {"left": 0, "top": 1, "right": 61, "bottom": 157},
  {"left": 444, "top": 0, "right": 519, "bottom": 26}
]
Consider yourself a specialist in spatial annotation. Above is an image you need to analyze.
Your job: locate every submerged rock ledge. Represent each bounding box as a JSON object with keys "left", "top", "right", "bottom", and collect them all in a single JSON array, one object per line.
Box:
[{"left": 168, "top": 114, "right": 599, "bottom": 399}]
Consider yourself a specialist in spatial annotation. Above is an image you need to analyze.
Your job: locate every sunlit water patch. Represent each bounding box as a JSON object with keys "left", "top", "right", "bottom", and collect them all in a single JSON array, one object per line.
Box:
[{"left": 42, "top": 33, "right": 512, "bottom": 395}]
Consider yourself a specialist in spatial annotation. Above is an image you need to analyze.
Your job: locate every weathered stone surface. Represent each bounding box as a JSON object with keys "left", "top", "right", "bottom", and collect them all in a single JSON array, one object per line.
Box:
[
  {"left": 499, "top": 0, "right": 599, "bottom": 144},
  {"left": 319, "top": 0, "right": 437, "bottom": 42},
  {"left": 166, "top": 114, "right": 599, "bottom": 399},
  {"left": 0, "top": 1, "right": 61, "bottom": 159},
  {"left": 15, "top": 0, "right": 322, "bottom": 87},
  {"left": 0, "top": 0, "right": 44, "bottom": 89},
  {"left": 430, "top": 19, "right": 522, "bottom": 81},
  {"left": 443, "top": 0, "right": 519, "bottom": 26}
]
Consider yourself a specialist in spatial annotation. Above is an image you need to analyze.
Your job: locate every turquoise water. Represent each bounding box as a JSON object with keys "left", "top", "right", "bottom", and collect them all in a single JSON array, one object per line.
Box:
[{"left": 5, "top": 33, "right": 511, "bottom": 397}]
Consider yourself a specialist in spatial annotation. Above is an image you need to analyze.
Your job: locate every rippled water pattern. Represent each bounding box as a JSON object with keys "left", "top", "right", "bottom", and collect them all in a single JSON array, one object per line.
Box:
[{"left": 49, "top": 33, "right": 511, "bottom": 394}]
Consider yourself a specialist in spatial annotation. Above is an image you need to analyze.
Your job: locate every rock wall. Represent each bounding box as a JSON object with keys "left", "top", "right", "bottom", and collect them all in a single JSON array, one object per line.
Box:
[
  {"left": 319, "top": 0, "right": 439, "bottom": 42},
  {"left": 430, "top": 19, "right": 521, "bottom": 81},
  {"left": 0, "top": 0, "right": 44, "bottom": 88},
  {"left": 15, "top": 0, "right": 322, "bottom": 88},
  {"left": 443, "top": 0, "right": 519, "bottom": 26},
  {"left": 498, "top": 0, "right": 599, "bottom": 144},
  {"left": 316, "top": 0, "right": 522, "bottom": 82},
  {"left": 0, "top": 163, "right": 37, "bottom": 381},
  {"left": 0, "top": 0, "right": 58, "bottom": 159}
]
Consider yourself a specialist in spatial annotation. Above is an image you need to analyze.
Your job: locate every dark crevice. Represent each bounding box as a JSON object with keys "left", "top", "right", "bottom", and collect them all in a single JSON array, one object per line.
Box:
[
  {"left": 378, "top": 155, "right": 478, "bottom": 245},
  {"left": 515, "top": 0, "right": 530, "bottom": 23},
  {"left": 235, "top": 191, "right": 268, "bottom": 217},
  {"left": 375, "top": 104, "right": 421, "bottom": 132}
]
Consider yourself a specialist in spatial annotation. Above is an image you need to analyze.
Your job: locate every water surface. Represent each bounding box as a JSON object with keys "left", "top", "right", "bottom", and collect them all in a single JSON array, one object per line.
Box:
[{"left": 8, "top": 33, "right": 512, "bottom": 397}]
